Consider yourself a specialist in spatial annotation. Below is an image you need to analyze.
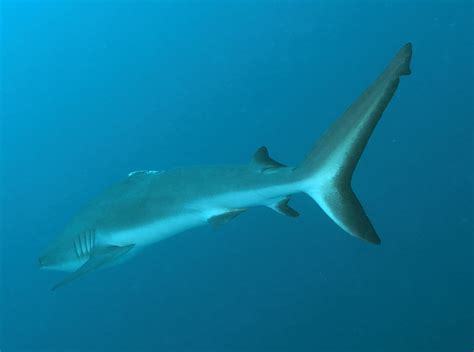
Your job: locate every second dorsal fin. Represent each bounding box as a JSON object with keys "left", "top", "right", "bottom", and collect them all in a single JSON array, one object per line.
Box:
[{"left": 252, "top": 146, "right": 287, "bottom": 172}]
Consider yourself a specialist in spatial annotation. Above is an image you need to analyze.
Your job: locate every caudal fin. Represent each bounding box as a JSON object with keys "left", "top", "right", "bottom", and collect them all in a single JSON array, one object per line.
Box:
[{"left": 297, "top": 43, "right": 413, "bottom": 244}]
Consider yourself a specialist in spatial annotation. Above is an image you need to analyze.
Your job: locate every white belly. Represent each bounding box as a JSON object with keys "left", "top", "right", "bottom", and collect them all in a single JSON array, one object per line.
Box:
[
  {"left": 104, "top": 212, "right": 206, "bottom": 247},
  {"left": 102, "top": 181, "right": 303, "bottom": 248}
]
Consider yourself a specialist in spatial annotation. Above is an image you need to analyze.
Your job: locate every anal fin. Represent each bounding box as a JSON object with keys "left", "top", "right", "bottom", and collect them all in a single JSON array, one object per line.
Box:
[
  {"left": 270, "top": 196, "right": 299, "bottom": 217},
  {"left": 208, "top": 209, "right": 247, "bottom": 226},
  {"left": 52, "top": 244, "right": 135, "bottom": 291}
]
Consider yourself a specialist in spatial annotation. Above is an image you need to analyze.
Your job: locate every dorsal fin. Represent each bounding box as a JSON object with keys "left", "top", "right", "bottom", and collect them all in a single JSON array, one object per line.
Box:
[{"left": 252, "top": 146, "right": 287, "bottom": 172}]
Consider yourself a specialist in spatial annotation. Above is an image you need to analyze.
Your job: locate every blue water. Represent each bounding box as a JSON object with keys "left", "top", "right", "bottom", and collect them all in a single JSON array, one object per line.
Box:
[{"left": 1, "top": 1, "right": 473, "bottom": 351}]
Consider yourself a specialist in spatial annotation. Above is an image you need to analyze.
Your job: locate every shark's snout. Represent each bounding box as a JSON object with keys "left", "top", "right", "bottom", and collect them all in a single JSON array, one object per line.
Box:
[
  {"left": 38, "top": 244, "right": 87, "bottom": 272},
  {"left": 38, "top": 256, "right": 49, "bottom": 269},
  {"left": 38, "top": 254, "right": 52, "bottom": 269},
  {"left": 38, "top": 248, "right": 62, "bottom": 270}
]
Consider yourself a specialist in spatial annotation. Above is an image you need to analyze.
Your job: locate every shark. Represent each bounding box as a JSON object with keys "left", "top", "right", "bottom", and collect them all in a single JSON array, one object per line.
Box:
[{"left": 39, "top": 43, "right": 413, "bottom": 290}]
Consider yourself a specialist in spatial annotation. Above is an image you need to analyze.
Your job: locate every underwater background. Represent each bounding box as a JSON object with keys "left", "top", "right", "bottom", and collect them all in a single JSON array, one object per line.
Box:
[{"left": 1, "top": 1, "right": 473, "bottom": 351}]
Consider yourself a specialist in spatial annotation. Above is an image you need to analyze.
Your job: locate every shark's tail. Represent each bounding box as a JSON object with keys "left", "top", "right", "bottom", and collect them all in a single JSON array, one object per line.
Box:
[{"left": 296, "top": 43, "right": 412, "bottom": 244}]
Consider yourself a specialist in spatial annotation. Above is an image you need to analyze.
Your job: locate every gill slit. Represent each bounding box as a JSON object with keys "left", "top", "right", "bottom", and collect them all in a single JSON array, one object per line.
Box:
[
  {"left": 80, "top": 234, "right": 86, "bottom": 256},
  {"left": 73, "top": 238, "right": 81, "bottom": 258}
]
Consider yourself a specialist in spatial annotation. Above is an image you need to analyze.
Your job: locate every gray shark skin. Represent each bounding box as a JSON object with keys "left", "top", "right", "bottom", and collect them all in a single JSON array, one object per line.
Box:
[{"left": 40, "top": 43, "right": 413, "bottom": 290}]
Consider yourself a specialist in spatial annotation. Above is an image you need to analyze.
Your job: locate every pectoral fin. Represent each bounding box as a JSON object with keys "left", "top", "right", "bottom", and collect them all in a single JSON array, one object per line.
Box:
[{"left": 51, "top": 244, "right": 135, "bottom": 291}]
